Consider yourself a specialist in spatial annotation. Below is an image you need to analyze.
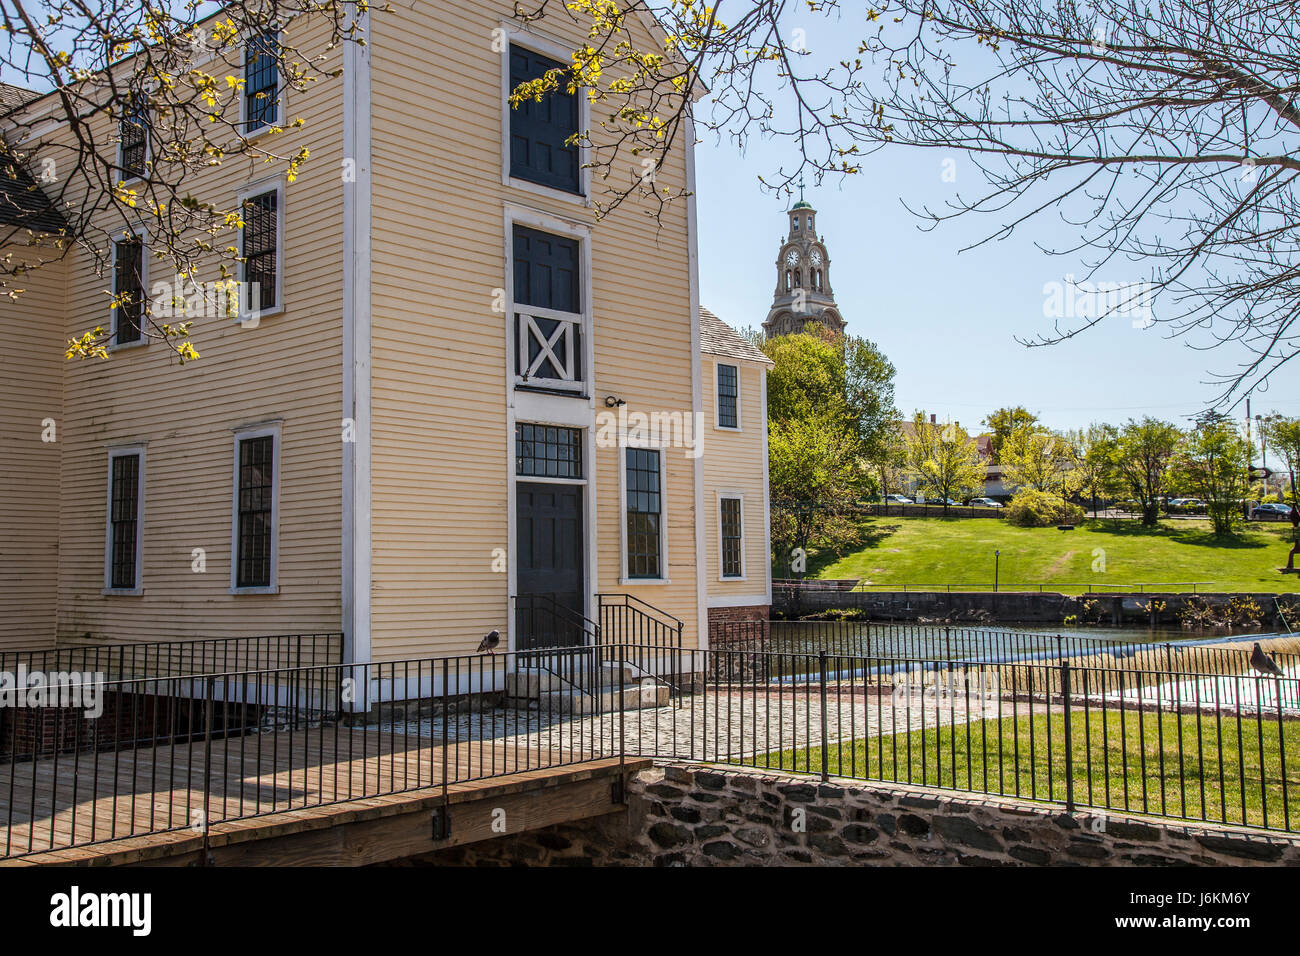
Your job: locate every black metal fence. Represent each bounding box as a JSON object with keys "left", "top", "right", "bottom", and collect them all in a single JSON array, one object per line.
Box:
[
  {"left": 2, "top": 637, "right": 1296, "bottom": 860},
  {"left": 711, "top": 620, "right": 1298, "bottom": 695},
  {"left": 774, "top": 578, "right": 1219, "bottom": 594},
  {"left": 0, "top": 647, "right": 623, "bottom": 859},
  {"left": 0, "top": 632, "right": 344, "bottom": 683},
  {"left": 633, "top": 647, "right": 1298, "bottom": 834}
]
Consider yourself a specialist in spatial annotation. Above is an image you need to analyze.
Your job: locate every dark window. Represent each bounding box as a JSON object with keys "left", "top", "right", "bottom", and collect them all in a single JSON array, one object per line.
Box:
[
  {"left": 236, "top": 435, "right": 275, "bottom": 588},
  {"left": 245, "top": 33, "right": 280, "bottom": 132},
  {"left": 242, "top": 189, "right": 278, "bottom": 312},
  {"left": 717, "top": 364, "right": 738, "bottom": 428},
  {"left": 119, "top": 94, "right": 148, "bottom": 178},
  {"left": 720, "top": 497, "right": 743, "bottom": 578},
  {"left": 516, "top": 424, "right": 583, "bottom": 479},
  {"left": 509, "top": 44, "right": 580, "bottom": 194},
  {"left": 113, "top": 238, "right": 143, "bottom": 345},
  {"left": 625, "top": 448, "right": 662, "bottom": 578},
  {"left": 513, "top": 225, "right": 581, "bottom": 385},
  {"left": 109, "top": 453, "right": 141, "bottom": 589}
]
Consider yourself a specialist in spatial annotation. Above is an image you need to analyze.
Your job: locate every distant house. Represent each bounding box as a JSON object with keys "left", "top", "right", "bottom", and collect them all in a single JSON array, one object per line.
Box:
[
  {"left": 699, "top": 308, "right": 774, "bottom": 626},
  {"left": 895, "top": 416, "right": 1006, "bottom": 500}
]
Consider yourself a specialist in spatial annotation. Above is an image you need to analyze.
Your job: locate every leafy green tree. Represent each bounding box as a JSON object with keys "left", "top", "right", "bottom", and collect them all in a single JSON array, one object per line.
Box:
[
  {"left": 903, "top": 415, "right": 986, "bottom": 513},
  {"left": 1172, "top": 415, "right": 1253, "bottom": 536},
  {"left": 768, "top": 411, "right": 870, "bottom": 569},
  {"left": 982, "top": 407, "right": 1039, "bottom": 464},
  {"left": 1000, "top": 427, "right": 1080, "bottom": 498},
  {"left": 1071, "top": 424, "right": 1119, "bottom": 517},
  {"left": 763, "top": 332, "right": 848, "bottom": 426},
  {"left": 762, "top": 325, "right": 898, "bottom": 532},
  {"left": 1262, "top": 415, "right": 1300, "bottom": 508},
  {"left": 1110, "top": 418, "right": 1183, "bottom": 527}
]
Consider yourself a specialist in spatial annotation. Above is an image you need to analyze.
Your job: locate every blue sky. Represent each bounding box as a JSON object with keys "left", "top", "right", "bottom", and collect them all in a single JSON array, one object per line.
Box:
[
  {"left": 695, "top": 138, "right": 1300, "bottom": 436},
  {"left": 691, "top": 36, "right": 1300, "bottom": 438}
]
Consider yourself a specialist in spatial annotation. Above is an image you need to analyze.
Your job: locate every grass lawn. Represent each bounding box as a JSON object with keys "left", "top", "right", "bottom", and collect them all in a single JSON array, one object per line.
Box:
[
  {"left": 810, "top": 516, "right": 1298, "bottom": 594},
  {"left": 739, "top": 708, "right": 1300, "bottom": 831}
]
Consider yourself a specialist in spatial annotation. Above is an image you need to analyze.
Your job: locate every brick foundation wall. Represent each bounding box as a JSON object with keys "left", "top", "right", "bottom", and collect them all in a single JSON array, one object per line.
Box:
[
  {"left": 707, "top": 605, "right": 769, "bottom": 627},
  {"left": 397, "top": 763, "right": 1300, "bottom": 867},
  {"left": 0, "top": 693, "right": 259, "bottom": 759}
]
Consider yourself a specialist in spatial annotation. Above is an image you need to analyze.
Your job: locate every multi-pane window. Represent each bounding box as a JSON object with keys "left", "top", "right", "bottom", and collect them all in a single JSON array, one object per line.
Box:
[
  {"left": 625, "top": 448, "right": 662, "bottom": 579},
  {"left": 236, "top": 435, "right": 275, "bottom": 588},
  {"left": 513, "top": 224, "right": 582, "bottom": 389},
  {"left": 717, "top": 364, "right": 739, "bottom": 428},
  {"left": 720, "top": 497, "right": 743, "bottom": 579},
  {"left": 508, "top": 44, "right": 580, "bottom": 194},
  {"left": 119, "top": 94, "right": 148, "bottom": 178},
  {"left": 516, "top": 424, "right": 583, "bottom": 479},
  {"left": 241, "top": 188, "right": 278, "bottom": 312},
  {"left": 113, "top": 237, "right": 143, "bottom": 345},
  {"left": 244, "top": 33, "right": 280, "bottom": 132},
  {"left": 108, "top": 452, "right": 141, "bottom": 590}
]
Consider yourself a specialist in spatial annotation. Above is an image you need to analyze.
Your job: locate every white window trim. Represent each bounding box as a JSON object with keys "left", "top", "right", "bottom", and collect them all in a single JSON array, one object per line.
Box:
[
  {"left": 230, "top": 421, "right": 282, "bottom": 595},
  {"left": 499, "top": 22, "right": 592, "bottom": 206},
  {"left": 109, "top": 226, "right": 148, "bottom": 351},
  {"left": 714, "top": 361, "right": 742, "bottom": 431},
  {"left": 237, "top": 175, "right": 286, "bottom": 320},
  {"left": 103, "top": 444, "right": 146, "bottom": 595},
  {"left": 618, "top": 440, "right": 670, "bottom": 585},
  {"left": 503, "top": 203, "right": 594, "bottom": 398},
  {"left": 239, "top": 30, "right": 284, "bottom": 141},
  {"left": 716, "top": 491, "right": 747, "bottom": 581}
]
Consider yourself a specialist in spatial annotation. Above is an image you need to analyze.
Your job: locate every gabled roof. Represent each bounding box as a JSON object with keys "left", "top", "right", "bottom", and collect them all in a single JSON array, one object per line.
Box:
[
  {"left": 700, "top": 306, "right": 772, "bottom": 366},
  {"left": 0, "top": 82, "right": 39, "bottom": 114}
]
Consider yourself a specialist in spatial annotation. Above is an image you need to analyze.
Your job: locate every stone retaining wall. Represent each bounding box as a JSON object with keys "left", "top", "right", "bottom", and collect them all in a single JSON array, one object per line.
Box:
[
  {"left": 777, "top": 589, "right": 1293, "bottom": 628},
  {"left": 399, "top": 763, "right": 1300, "bottom": 867}
]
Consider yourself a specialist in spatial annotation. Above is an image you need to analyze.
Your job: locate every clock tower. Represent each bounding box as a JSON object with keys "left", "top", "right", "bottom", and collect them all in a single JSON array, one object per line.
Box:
[{"left": 762, "top": 200, "right": 845, "bottom": 339}]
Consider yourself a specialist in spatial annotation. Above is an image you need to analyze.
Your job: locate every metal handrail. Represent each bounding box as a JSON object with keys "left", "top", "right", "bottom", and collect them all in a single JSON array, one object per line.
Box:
[{"left": 595, "top": 592, "right": 684, "bottom": 629}]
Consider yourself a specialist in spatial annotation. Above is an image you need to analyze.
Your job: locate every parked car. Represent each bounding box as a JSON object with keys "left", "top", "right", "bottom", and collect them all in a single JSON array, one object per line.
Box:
[
  {"left": 924, "top": 497, "right": 960, "bottom": 507},
  {"left": 884, "top": 494, "right": 913, "bottom": 504},
  {"left": 969, "top": 497, "right": 1003, "bottom": 508},
  {"left": 1254, "top": 502, "right": 1293, "bottom": 517}
]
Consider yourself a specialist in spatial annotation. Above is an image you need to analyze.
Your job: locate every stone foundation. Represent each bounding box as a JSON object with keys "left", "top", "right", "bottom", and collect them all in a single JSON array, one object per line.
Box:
[{"left": 399, "top": 763, "right": 1300, "bottom": 867}]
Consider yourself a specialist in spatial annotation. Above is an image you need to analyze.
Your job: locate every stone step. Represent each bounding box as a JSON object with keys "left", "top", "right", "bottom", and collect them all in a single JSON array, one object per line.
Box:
[{"left": 507, "top": 680, "right": 672, "bottom": 714}]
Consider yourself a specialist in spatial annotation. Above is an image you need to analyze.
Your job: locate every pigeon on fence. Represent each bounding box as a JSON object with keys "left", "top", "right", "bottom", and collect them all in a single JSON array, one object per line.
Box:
[
  {"left": 477, "top": 629, "right": 501, "bottom": 654},
  {"left": 1250, "top": 642, "right": 1284, "bottom": 677}
]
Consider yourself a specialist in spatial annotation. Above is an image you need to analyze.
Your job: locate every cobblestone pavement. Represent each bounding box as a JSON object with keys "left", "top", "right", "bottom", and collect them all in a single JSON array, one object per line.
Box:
[{"left": 374, "top": 686, "right": 1052, "bottom": 763}]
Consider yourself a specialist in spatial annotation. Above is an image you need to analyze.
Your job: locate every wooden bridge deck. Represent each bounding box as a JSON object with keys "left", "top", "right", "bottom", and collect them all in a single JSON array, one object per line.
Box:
[{"left": 0, "top": 726, "right": 636, "bottom": 865}]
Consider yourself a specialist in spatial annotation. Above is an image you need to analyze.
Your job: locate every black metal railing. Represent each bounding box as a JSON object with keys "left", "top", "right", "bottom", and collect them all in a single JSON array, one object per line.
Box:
[
  {"left": 0, "top": 646, "right": 619, "bottom": 859},
  {"left": 774, "top": 578, "right": 1219, "bottom": 594},
  {"left": 612, "top": 643, "right": 1300, "bottom": 835},
  {"left": 710, "top": 620, "right": 1299, "bottom": 699},
  {"left": 3, "top": 636, "right": 1296, "bottom": 860},
  {"left": 596, "top": 593, "right": 684, "bottom": 693},
  {"left": 0, "top": 632, "right": 344, "bottom": 683}
]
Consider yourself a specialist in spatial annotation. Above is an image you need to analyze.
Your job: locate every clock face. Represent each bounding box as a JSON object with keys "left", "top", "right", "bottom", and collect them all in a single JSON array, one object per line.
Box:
[
  {"left": 785, "top": 249, "right": 800, "bottom": 266},
  {"left": 810, "top": 249, "right": 823, "bottom": 266}
]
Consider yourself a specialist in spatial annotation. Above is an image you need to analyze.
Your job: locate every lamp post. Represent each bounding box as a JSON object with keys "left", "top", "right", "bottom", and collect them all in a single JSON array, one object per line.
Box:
[{"left": 994, "top": 550, "right": 1000, "bottom": 593}]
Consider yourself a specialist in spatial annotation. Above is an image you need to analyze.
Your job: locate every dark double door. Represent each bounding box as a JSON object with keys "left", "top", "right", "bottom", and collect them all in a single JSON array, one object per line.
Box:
[{"left": 516, "top": 482, "right": 586, "bottom": 650}]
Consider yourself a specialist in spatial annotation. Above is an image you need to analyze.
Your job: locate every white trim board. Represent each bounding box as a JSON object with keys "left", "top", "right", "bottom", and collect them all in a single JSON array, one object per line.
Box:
[{"left": 342, "top": 18, "right": 373, "bottom": 670}]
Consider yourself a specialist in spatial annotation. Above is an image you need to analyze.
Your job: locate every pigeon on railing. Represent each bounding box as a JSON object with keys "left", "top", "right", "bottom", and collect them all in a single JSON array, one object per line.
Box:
[
  {"left": 1250, "top": 642, "right": 1284, "bottom": 677},
  {"left": 477, "top": 629, "right": 501, "bottom": 655}
]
